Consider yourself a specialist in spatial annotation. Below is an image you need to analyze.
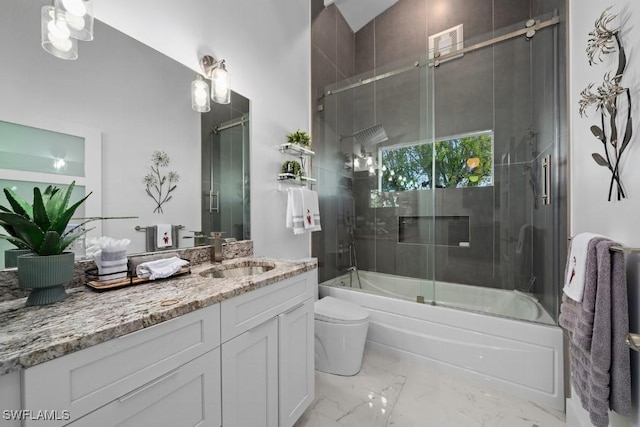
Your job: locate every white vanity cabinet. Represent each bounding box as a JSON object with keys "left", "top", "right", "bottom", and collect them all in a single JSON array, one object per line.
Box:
[
  {"left": 0, "top": 370, "right": 21, "bottom": 427},
  {"left": 9, "top": 267, "right": 317, "bottom": 427},
  {"left": 22, "top": 304, "right": 221, "bottom": 427},
  {"left": 221, "top": 270, "right": 316, "bottom": 427}
]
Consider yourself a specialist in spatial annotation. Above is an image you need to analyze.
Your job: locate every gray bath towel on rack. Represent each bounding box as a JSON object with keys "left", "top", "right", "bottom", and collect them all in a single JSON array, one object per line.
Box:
[
  {"left": 145, "top": 225, "right": 180, "bottom": 252},
  {"left": 559, "top": 238, "right": 630, "bottom": 427}
]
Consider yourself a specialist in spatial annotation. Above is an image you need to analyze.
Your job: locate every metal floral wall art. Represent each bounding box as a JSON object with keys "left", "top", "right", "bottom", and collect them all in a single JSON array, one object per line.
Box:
[
  {"left": 579, "top": 7, "right": 633, "bottom": 201},
  {"left": 143, "top": 151, "right": 180, "bottom": 213}
]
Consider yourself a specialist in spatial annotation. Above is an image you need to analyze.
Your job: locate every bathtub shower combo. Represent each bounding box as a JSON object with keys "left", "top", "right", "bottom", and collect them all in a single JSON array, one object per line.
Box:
[{"left": 313, "top": 9, "right": 566, "bottom": 410}]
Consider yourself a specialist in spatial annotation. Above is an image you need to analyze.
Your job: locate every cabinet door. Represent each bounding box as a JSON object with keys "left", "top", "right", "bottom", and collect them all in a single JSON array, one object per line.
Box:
[
  {"left": 278, "top": 299, "right": 315, "bottom": 427},
  {"left": 68, "top": 348, "right": 221, "bottom": 427},
  {"left": 222, "top": 318, "right": 278, "bottom": 427}
]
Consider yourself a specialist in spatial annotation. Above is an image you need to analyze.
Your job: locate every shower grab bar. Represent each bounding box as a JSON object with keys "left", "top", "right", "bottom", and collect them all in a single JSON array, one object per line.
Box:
[{"left": 321, "top": 15, "right": 560, "bottom": 98}]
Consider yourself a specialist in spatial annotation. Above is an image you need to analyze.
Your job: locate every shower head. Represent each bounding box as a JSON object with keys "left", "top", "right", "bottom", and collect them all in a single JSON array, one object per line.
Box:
[{"left": 340, "top": 124, "right": 389, "bottom": 147}]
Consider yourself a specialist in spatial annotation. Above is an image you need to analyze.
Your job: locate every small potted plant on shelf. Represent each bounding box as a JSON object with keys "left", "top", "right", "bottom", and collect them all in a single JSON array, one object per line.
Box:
[
  {"left": 281, "top": 160, "right": 303, "bottom": 179},
  {"left": 0, "top": 181, "right": 92, "bottom": 306},
  {"left": 286, "top": 130, "right": 311, "bottom": 149}
]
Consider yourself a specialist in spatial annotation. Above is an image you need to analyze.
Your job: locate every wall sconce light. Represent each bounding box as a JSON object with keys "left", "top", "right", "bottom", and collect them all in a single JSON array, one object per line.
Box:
[
  {"left": 41, "top": 6, "right": 78, "bottom": 60},
  {"left": 41, "top": 0, "right": 94, "bottom": 60},
  {"left": 191, "top": 75, "right": 211, "bottom": 112},
  {"left": 54, "top": 0, "right": 94, "bottom": 41},
  {"left": 200, "top": 55, "right": 231, "bottom": 105}
]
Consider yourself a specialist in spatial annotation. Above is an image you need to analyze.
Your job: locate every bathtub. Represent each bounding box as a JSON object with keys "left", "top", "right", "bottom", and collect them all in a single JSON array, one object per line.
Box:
[
  {"left": 327, "top": 270, "right": 555, "bottom": 324},
  {"left": 319, "top": 270, "right": 565, "bottom": 411}
]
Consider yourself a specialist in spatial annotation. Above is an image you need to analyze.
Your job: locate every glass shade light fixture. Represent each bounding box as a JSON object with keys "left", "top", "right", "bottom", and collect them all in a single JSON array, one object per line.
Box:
[
  {"left": 200, "top": 55, "right": 231, "bottom": 105},
  {"left": 41, "top": 6, "right": 78, "bottom": 60},
  {"left": 54, "top": 0, "right": 94, "bottom": 41},
  {"left": 191, "top": 75, "right": 211, "bottom": 112}
]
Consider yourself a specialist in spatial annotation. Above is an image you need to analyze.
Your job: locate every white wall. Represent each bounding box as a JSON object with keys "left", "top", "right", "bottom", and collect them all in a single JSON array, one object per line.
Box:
[
  {"left": 569, "top": 0, "right": 640, "bottom": 426},
  {"left": 94, "top": 0, "right": 312, "bottom": 258}
]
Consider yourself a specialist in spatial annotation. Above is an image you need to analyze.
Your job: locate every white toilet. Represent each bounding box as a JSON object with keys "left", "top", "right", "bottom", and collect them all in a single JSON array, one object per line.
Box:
[{"left": 314, "top": 296, "right": 369, "bottom": 376}]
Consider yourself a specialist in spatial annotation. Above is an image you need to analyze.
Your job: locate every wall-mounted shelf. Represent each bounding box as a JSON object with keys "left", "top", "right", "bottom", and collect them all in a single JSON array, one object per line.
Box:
[
  {"left": 278, "top": 142, "right": 317, "bottom": 190},
  {"left": 279, "top": 143, "right": 315, "bottom": 157},
  {"left": 277, "top": 174, "right": 316, "bottom": 191}
]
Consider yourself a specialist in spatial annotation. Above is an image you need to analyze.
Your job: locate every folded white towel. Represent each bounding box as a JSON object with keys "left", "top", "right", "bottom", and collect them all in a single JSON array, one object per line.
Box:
[
  {"left": 156, "top": 224, "right": 173, "bottom": 248},
  {"left": 286, "top": 188, "right": 306, "bottom": 235},
  {"left": 136, "top": 256, "right": 189, "bottom": 280},
  {"left": 563, "top": 232, "right": 605, "bottom": 302},
  {"left": 95, "top": 251, "right": 128, "bottom": 281},
  {"left": 301, "top": 188, "right": 321, "bottom": 232}
]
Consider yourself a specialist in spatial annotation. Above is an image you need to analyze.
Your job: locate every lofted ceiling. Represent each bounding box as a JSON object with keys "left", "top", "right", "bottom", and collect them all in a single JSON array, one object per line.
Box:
[{"left": 324, "top": 0, "right": 399, "bottom": 32}]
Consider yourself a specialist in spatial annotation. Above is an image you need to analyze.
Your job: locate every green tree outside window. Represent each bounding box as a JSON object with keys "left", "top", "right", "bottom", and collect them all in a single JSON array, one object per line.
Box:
[{"left": 381, "top": 132, "right": 493, "bottom": 192}]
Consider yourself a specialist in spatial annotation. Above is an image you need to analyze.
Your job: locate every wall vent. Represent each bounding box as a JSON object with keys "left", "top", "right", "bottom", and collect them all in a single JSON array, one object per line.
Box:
[{"left": 428, "top": 24, "right": 464, "bottom": 65}]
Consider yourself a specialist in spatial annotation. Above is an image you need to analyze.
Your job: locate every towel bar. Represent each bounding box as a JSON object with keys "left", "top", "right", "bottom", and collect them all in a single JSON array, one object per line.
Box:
[
  {"left": 626, "top": 333, "right": 640, "bottom": 352},
  {"left": 135, "top": 225, "right": 185, "bottom": 231},
  {"left": 567, "top": 238, "right": 640, "bottom": 254}
]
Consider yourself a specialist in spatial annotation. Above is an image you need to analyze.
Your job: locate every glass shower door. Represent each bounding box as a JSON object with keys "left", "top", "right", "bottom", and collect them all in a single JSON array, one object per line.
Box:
[
  {"left": 203, "top": 115, "right": 250, "bottom": 241},
  {"left": 429, "top": 13, "right": 561, "bottom": 324}
]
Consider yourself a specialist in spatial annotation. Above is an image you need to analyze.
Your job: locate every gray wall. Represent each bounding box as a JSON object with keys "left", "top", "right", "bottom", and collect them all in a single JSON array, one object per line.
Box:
[{"left": 311, "top": 1, "right": 356, "bottom": 283}]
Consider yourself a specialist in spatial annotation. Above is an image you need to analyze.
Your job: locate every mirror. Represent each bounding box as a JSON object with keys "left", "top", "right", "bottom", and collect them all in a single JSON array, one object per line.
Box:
[{"left": 0, "top": 0, "right": 250, "bottom": 269}]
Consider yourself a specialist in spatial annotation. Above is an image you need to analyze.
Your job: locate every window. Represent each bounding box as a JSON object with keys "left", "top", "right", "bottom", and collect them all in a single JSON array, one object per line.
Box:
[{"left": 380, "top": 131, "right": 494, "bottom": 191}]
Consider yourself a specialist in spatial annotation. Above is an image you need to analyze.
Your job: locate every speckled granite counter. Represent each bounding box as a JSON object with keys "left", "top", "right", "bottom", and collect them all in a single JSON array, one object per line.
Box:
[{"left": 0, "top": 256, "right": 317, "bottom": 376}]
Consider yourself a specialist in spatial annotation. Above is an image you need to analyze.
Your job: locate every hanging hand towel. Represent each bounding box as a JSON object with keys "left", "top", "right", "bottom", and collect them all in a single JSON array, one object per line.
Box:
[
  {"left": 563, "top": 232, "right": 605, "bottom": 302},
  {"left": 156, "top": 224, "right": 173, "bottom": 248},
  {"left": 286, "top": 188, "right": 306, "bottom": 235},
  {"left": 301, "top": 188, "right": 321, "bottom": 232}
]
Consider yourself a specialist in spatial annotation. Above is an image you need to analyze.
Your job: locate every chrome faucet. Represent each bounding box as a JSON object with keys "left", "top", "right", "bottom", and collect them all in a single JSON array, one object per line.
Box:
[{"left": 210, "top": 232, "right": 224, "bottom": 263}]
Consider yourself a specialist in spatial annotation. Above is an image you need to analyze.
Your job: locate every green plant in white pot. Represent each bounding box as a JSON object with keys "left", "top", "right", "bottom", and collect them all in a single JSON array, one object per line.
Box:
[{"left": 0, "top": 182, "right": 91, "bottom": 306}]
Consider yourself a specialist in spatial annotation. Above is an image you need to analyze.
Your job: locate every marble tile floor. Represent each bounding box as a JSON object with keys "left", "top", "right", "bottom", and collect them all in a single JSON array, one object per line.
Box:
[{"left": 294, "top": 346, "right": 566, "bottom": 427}]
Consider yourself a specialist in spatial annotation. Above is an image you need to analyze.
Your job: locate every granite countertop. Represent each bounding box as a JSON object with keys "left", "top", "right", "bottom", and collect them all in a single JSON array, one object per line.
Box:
[{"left": 0, "top": 257, "right": 317, "bottom": 376}]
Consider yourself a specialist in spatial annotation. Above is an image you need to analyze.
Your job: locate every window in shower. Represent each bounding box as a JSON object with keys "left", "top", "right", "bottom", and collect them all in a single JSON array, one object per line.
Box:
[{"left": 379, "top": 130, "right": 494, "bottom": 192}]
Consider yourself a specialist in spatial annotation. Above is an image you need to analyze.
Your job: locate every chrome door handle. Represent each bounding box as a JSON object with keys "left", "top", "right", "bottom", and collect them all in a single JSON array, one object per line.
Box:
[
  {"left": 542, "top": 154, "right": 551, "bottom": 206},
  {"left": 210, "top": 190, "right": 219, "bottom": 213}
]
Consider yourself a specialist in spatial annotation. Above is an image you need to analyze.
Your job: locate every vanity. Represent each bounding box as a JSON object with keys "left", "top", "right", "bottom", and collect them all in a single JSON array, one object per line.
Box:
[{"left": 0, "top": 247, "right": 317, "bottom": 427}]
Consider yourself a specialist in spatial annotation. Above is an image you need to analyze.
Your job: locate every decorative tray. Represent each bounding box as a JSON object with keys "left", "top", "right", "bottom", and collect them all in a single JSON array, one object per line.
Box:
[{"left": 84, "top": 259, "right": 191, "bottom": 292}]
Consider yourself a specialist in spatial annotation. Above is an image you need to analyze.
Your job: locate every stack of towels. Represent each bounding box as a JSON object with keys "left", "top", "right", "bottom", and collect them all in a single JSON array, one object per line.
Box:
[
  {"left": 286, "top": 188, "right": 321, "bottom": 234},
  {"left": 558, "top": 233, "right": 630, "bottom": 427},
  {"left": 87, "top": 237, "right": 131, "bottom": 282}
]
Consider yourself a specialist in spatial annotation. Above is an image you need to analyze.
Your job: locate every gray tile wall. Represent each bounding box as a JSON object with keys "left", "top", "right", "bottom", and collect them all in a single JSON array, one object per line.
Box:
[{"left": 311, "top": 1, "right": 356, "bottom": 283}]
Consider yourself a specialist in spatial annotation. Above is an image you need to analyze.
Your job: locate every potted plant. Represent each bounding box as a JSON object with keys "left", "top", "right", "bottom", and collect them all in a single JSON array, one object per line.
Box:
[
  {"left": 286, "top": 130, "right": 311, "bottom": 149},
  {"left": 3, "top": 246, "right": 31, "bottom": 268},
  {"left": 0, "top": 181, "right": 91, "bottom": 306},
  {"left": 281, "top": 160, "right": 302, "bottom": 178}
]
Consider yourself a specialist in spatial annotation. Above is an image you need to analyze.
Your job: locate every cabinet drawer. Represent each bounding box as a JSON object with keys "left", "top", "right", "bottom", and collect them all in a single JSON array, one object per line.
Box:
[
  {"left": 23, "top": 304, "right": 220, "bottom": 427},
  {"left": 69, "top": 348, "right": 221, "bottom": 427},
  {"left": 220, "top": 270, "right": 316, "bottom": 342}
]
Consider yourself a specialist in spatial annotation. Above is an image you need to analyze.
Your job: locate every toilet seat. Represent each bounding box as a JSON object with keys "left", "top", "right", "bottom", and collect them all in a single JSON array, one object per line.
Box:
[{"left": 315, "top": 296, "right": 369, "bottom": 324}]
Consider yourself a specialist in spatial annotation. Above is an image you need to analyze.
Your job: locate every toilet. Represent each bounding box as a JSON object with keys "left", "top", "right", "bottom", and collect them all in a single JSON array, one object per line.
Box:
[{"left": 314, "top": 296, "right": 369, "bottom": 376}]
